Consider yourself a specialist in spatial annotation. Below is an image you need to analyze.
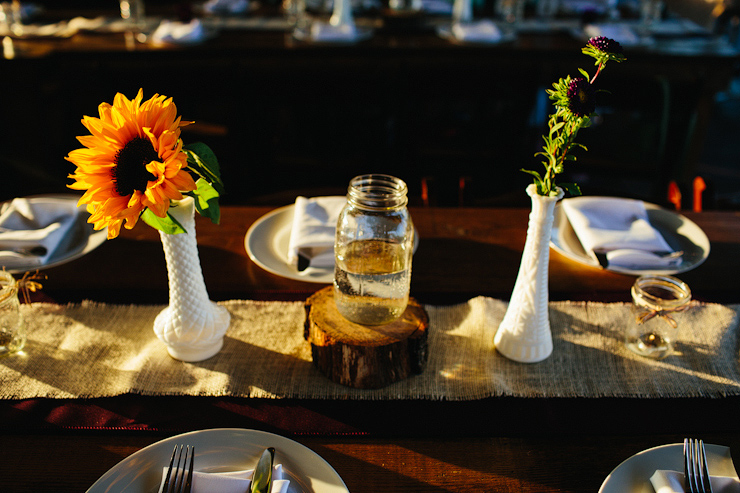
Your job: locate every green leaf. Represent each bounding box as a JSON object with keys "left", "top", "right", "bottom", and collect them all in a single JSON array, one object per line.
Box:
[
  {"left": 549, "top": 121, "right": 565, "bottom": 136},
  {"left": 560, "top": 182, "right": 582, "bottom": 196},
  {"left": 520, "top": 168, "right": 543, "bottom": 181},
  {"left": 141, "top": 208, "right": 186, "bottom": 235},
  {"left": 578, "top": 68, "right": 590, "bottom": 79},
  {"left": 184, "top": 142, "right": 225, "bottom": 196},
  {"left": 189, "top": 178, "right": 221, "bottom": 225}
]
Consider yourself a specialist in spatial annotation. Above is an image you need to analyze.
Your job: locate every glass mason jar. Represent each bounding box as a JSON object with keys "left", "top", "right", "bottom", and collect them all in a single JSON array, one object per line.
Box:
[
  {"left": 0, "top": 271, "right": 24, "bottom": 355},
  {"left": 626, "top": 275, "right": 691, "bottom": 359},
  {"left": 334, "top": 174, "right": 414, "bottom": 326}
]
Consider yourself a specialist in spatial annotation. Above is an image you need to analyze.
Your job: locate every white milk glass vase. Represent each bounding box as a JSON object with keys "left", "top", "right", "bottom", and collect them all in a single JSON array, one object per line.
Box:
[
  {"left": 153, "top": 197, "right": 230, "bottom": 362},
  {"left": 452, "top": 0, "right": 473, "bottom": 24},
  {"left": 330, "top": 0, "right": 355, "bottom": 28},
  {"left": 494, "top": 184, "right": 563, "bottom": 363}
]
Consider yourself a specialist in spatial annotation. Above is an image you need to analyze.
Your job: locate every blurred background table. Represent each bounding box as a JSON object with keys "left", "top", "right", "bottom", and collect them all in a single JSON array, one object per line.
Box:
[
  {"left": 2, "top": 3, "right": 739, "bottom": 209},
  {"left": 2, "top": 204, "right": 740, "bottom": 491}
]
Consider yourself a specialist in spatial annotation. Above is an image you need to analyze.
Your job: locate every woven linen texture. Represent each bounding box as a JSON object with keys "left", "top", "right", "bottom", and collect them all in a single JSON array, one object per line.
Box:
[{"left": 1, "top": 298, "right": 738, "bottom": 400}]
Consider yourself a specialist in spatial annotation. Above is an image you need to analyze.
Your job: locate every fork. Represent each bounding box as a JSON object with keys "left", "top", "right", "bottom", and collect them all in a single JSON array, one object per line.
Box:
[
  {"left": 162, "top": 444, "right": 195, "bottom": 493},
  {"left": 684, "top": 438, "right": 713, "bottom": 493}
]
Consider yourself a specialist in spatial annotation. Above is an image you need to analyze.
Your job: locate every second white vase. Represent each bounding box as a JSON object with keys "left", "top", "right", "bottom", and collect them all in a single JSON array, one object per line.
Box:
[{"left": 494, "top": 184, "right": 563, "bottom": 363}]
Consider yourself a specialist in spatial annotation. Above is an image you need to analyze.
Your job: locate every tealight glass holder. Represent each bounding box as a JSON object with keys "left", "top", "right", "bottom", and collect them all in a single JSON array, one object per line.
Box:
[
  {"left": 626, "top": 275, "right": 691, "bottom": 359},
  {"left": 0, "top": 271, "right": 24, "bottom": 356}
]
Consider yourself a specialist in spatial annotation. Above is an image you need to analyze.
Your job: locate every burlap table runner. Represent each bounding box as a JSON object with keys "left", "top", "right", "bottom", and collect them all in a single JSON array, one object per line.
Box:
[{"left": 1, "top": 298, "right": 738, "bottom": 400}]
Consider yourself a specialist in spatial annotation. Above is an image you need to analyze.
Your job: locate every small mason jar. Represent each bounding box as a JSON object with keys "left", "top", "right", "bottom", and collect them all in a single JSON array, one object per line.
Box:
[
  {"left": 0, "top": 271, "right": 25, "bottom": 355},
  {"left": 626, "top": 275, "right": 691, "bottom": 359},
  {"left": 334, "top": 174, "right": 414, "bottom": 326}
]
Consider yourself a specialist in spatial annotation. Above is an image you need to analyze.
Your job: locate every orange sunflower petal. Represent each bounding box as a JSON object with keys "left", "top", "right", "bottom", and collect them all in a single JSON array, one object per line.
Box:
[{"left": 66, "top": 89, "right": 196, "bottom": 239}]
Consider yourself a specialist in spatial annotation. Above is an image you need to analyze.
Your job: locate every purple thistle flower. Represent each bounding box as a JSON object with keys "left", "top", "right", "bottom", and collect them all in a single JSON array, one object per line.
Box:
[
  {"left": 587, "top": 36, "right": 623, "bottom": 55},
  {"left": 567, "top": 77, "right": 596, "bottom": 117}
]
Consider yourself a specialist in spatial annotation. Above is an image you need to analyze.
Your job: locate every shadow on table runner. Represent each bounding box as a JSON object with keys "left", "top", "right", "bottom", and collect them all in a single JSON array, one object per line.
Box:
[{"left": 1, "top": 298, "right": 739, "bottom": 400}]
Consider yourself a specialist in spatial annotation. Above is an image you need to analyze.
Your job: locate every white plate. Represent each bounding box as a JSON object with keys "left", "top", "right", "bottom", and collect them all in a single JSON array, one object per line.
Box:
[
  {"left": 246, "top": 204, "right": 333, "bottom": 283},
  {"left": 550, "top": 198, "right": 710, "bottom": 276},
  {"left": 599, "top": 443, "right": 738, "bottom": 493},
  {"left": 0, "top": 194, "right": 107, "bottom": 274},
  {"left": 292, "top": 25, "right": 373, "bottom": 44},
  {"left": 436, "top": 23, "right": 517, "bottom": 45},
  {"left": 245, "top": 204, "right": 419, "bottom": 284},
  {"left": 87, "top": 428, "right": 349, "bottom": 493}
]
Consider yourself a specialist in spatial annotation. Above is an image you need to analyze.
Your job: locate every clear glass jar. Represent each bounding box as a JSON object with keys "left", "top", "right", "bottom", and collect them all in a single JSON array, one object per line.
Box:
[
  {"left": 0, "top": 271, "right": 24, "bottom": 355},
  {"left": 334, "top": 174, "right": 414, "bottom": 326},
  {"left": 626, "top": 275, "right": 691, "bottom": 359}
]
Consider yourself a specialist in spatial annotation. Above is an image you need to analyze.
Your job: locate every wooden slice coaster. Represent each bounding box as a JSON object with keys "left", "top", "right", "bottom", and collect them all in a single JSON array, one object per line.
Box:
[{"left": 304, "top": 286, "right": 429, "bottom": 389}]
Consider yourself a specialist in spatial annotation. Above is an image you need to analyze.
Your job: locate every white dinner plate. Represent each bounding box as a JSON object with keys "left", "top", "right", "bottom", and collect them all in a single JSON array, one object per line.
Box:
[
  {"left": 436, "top": 23, "right": 517, "bottom": 45},
  {"left": 245, "top": 204, "right": 419, "bottom": 284},
  {"left": 0, "top": 194, "right": 107, "bottom": 274},
  {"left": 292, "top": 25, "right": 374, "bottom": 44},
  {"left": 550, "top": 198, "right": 710, "bottom": 276},
  {"left": 599, "top": 443, "right": 738, "bottom": 492},
  {"left": 87, "top": 428, "right": 349, "bottom": 493},
  {"left": 246, "top": 204, "right": 333, "bottom": 283}
]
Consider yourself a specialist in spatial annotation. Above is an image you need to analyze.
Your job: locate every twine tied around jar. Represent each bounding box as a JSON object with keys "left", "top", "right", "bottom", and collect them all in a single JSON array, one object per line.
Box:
[
  {"left": 631, "top": 275, "right": 692, "bottom": 329},
  {"left": 635, "top": 303, "right": 690, "bottom": 328},
  {"left": 1, "top": 270, "right": 46, "bottom": 304}
]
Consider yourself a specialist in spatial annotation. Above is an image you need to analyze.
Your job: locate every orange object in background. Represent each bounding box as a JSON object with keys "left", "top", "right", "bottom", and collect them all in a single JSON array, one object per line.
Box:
[
  {"left": 668, "top": 181, "right": 682, "bottom": 211},
  {"left": 693, "top": 176, "right": 706, "bottom": 212}
]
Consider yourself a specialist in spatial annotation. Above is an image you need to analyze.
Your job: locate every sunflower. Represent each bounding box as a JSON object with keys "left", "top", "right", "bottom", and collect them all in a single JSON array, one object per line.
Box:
[{"left": 66, "top": 89, "right": 197, "bottom": 239}]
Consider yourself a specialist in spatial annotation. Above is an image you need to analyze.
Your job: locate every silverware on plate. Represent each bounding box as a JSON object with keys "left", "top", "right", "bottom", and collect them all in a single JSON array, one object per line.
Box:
[
  {"left": 163, "top": 444, "right": 194, "bottom": 493},
  {"left": 3, "top": 245, "right": 47, "bottom": 257},
  {"left": 249, "top": 447, "right": 275, "bottom": 493},
  {"left": 684, "top": 438, "right": 713, "bottom": 493}
]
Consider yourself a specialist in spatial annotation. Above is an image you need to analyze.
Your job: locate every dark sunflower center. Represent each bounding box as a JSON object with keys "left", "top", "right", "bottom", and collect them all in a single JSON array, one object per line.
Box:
[
  {"left": 578, "top": 89, "right": 588, "bottom": 104},
  {"left": 113, "top": 137, "right": 159, "bottom": 197}
]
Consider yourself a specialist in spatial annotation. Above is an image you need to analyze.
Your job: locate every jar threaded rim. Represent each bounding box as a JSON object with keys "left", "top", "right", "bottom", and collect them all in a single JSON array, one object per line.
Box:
[
  {"left": 631, "top": 275, "right": 691, "bottom": 311},
  {"left": 347, "top": 174, "right": 408, "bottom": 210}
]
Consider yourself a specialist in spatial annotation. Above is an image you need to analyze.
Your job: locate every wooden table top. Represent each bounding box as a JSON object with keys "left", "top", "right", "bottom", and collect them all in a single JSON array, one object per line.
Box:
[
  {"left": 39, "top": 205, "right": 740, "bottom": 304},
  {"left": 4, "top": 204, "right": 740, "bottom": 492}
]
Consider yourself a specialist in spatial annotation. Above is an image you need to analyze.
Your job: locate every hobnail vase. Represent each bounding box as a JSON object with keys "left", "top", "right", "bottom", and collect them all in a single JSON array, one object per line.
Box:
[
  {"left": 494, "top": 184, "right": 563, "bottom": 363},
  {"left": 153, "top": 197, "right": 230, "bottom": 362}
]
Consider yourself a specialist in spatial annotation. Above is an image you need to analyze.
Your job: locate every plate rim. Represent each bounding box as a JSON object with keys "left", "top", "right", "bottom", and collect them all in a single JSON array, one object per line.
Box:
[
  {"left": 598, "top": 442, "right": 736, "bottom": 493},
  {"left": 1, "top": 193, "right": 107, "bottom": 274},
  {"left": 550, "top": 197, "right": 710, "bottom": 276},
  {"left": 86, "top": 427, "right": 349, "bottom": 493}
]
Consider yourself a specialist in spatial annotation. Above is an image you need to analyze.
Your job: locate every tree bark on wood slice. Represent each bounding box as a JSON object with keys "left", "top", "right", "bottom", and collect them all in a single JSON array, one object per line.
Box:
[{"left": 304, "top": 286, "right": 429, "bottom": 389}]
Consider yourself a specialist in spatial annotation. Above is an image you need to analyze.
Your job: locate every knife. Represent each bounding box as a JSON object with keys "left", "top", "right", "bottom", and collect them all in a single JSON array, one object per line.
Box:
[
  {"left": 249, "top": 447, "right": 275, "bottom": 493},
  {"left": 592, "top": 248, "right": 683, "bottom": 269}
]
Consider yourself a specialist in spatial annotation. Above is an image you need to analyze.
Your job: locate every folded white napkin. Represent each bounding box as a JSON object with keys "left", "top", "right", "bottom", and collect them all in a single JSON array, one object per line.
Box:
[
  {"left": 0, "top": 197, "right": 80, "bottom": 269},
  {"left": 650, "top": 470, "right": 740, "bottom": 492},
  {"left": 151, "top": 18, "right": 205, "bottom": 44},
  {"left": 561, "top": 196, "right": 679, "bottom": 270},
  {"left": 288, "top": 196, "right": 346, "bottom": 271},
  {"left": 584, "top": 23, "right": 641, "bottom": 46},
  {"left": 203, "top": 0, "right": 251, "bottom": 14},
  {"left": 452, "top": 19, "right": 502, "bottom": 42},
  {"left": 310, "top": 21, "right": 357, "bottom": 41},
  {"left": 159, "top": 463, "right": 289, "bottom": 493}
]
